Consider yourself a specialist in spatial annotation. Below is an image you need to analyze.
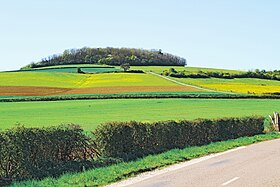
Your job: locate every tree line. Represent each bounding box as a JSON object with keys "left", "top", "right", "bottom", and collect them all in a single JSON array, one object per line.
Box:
[
  {"left": 22, "top": 47, "right": 187, "bottom": 69},
  {"left": 162, "top": 68, "right": 280, "bottom": 81}
]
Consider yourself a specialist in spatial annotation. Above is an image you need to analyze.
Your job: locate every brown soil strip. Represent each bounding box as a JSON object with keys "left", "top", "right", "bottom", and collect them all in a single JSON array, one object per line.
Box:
[
  {"left": 0, "top": 86, "right": 71, "bottom": 96},
  {"left": 0, "top": 86, "right": 203, "bottom": 96}
]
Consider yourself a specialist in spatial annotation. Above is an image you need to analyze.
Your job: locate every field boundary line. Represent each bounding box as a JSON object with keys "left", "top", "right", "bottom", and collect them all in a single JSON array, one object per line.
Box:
[{"left": 147, "top": 71, "right": 235, "bottom": 94}]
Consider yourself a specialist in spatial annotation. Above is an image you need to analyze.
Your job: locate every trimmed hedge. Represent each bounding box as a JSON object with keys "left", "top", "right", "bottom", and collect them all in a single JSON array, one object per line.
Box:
[
  {"left": 94, "top": 117, "right": 264, "bottom": 160},
  {"left": 2, "top": 94, "right": 280, "bottom": 103},
  {"left": 0, "top": 116, "right": 265, "bottom": 185},
  {"left": 0, "top": 125, "right": 97, "bottom": 184}
]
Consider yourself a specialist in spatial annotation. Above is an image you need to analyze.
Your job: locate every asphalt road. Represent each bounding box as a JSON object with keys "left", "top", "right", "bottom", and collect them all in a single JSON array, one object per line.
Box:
[{"left": 109, "top": 138, "right": 280, "bottom": 187}]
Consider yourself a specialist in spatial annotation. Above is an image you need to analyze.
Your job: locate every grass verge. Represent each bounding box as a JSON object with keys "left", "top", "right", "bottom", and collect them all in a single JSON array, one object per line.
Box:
[{"left": 10, "top": 132, "right": 280, "bottom": 187}]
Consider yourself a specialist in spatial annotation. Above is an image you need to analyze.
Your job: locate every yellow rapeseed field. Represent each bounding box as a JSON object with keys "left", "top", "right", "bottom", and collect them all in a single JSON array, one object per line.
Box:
[{"left": 173, "top": 77, "right": 280, "bottom": 94}]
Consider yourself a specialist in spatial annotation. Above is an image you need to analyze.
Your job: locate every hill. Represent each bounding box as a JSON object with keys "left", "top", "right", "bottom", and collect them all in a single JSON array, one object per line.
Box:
[{"left": 21, "top": 47, "right": 187, "bottom": 69}]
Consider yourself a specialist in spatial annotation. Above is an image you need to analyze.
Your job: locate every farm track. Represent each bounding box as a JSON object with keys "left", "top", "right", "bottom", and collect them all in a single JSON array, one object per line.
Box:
[{"left": 147, "top": 72, "right": 236, "bottom": 94}]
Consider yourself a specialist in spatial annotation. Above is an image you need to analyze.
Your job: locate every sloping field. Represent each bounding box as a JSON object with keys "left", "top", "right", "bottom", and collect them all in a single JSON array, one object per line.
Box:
[
  {"left": 32, "top": 64, "right": 112, "bottom": 69},
  {"left": 0, "top": 86, "right": 198, "bottom": 96},
  {"left": 0, "top": 72, "right": 204, "bottom": 96},
  {"left": 131, "top": 66, "right": 243, "bottom": 74},
  {"left": 1, "top": 99, "right": 280, "bottom": 130},
  {"left": 172, "top": 77, "right": 280, "bottom": 94},
  {"left": 26, "top": 67, "right": 121, "bottom": 73},
  {"left": 130, "top": 66, "right": 280, "bottom": 94}
]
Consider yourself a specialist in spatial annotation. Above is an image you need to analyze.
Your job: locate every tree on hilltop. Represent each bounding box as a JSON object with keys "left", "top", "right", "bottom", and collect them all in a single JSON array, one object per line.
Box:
[{"left": 120, "top": 63, "right": 130, "bottom": 72}]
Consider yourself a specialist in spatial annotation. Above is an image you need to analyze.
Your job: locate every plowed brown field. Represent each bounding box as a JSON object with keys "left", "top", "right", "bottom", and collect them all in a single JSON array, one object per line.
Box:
[{"left": 0, "top": 85, "right": 203, "bottom": 96}]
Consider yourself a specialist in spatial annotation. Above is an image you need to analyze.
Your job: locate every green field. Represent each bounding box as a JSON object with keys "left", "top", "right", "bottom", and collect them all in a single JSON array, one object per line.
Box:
[
  {"left": 1, "top": 99, "right": 279, "bottom": 130},
  {"left": 27, "top": 64, "right": 243, "bottom": 74},
  {"left": 31, "top": 64, "right": 113, "bottom": 69},
  {"left": 131, "top": 66, "right": 243, "bottom": 74},
  {"left": 26, "top": 67, "right": 121, "bottom": 73}
]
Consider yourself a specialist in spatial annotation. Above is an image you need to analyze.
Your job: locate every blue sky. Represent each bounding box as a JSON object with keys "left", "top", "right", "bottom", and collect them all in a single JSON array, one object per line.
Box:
[{"left": 0, "top": 0, "right": 279, "bottom": 71}]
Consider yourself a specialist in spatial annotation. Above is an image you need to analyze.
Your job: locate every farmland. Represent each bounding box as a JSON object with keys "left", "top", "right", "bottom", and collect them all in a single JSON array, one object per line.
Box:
[
  {"left": 1, "top": 98, "right": 280, "bottom": 131},
  {"left": 0, "top": 71, "right": 203, "bottom": 96},
  {"left": 2, "top": 63, "right": 280, "bottom": 187},
  {"left": 130, "top": 66, "right": 243, "bottom": 74},
  {"left": 3, "top": 64, "right": 280, "bottom": 97},
  {"left": 129, "top": 66, "right": 280, "bottom": 95},
  {"left": 171, "top": 77, "right": 280, "bottom": 94},
  {"left": 1, "top": 65, "right": 280, "bottom": 131}
]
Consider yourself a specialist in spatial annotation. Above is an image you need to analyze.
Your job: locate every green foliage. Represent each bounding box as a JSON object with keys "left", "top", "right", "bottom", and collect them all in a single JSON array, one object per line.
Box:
[
  {"left": 11, "top": 133, "right": 280, "bottom": 187},
  {"left": 94, "top": 116, "right": 264, "bottom": 160},
  {"left": 0, "top": 125, "right": 98, "bottom": 184},
  {"left": 22, "top": 47, "right": 186, "bottom": 69},
  {"left": 76, "top": 67, "right": 84, "bottom": 74},
  {"left": 120, "top": 63, "right": 130, "bottom": 71},
  {"left": 264, "top": 117, "right": 276, "bottom": 133}
]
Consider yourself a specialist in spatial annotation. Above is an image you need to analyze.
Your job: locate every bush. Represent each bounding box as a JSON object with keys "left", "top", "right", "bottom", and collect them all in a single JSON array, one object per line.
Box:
[
  {"left": 94, "top": 116, "right": 264, "bottom": 160},
  {"left": 0, "top": 125, "right": 98, "bottom": 183}
]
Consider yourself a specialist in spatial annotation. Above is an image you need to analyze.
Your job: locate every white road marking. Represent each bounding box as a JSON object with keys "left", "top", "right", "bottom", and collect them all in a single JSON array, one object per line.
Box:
[
  {"left": 106, "top": 146, "right": 246, "bottom": 187},
  {"left": 221, "top": 177, "right": 240, "bottom": 186}
]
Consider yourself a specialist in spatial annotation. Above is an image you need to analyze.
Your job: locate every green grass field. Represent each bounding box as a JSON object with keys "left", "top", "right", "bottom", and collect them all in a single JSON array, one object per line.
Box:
[
  {"left": 27, "top": 67, "right": 121, "bottom": 73},
  {"left": 131, "top": 66, "right": 244, "bottom": 74},
  {"left": 1, "top": 99, "right": 279, "bottom": 130},
  {"left": 31, "top": 64, "right": 112, "bottom": 69}
]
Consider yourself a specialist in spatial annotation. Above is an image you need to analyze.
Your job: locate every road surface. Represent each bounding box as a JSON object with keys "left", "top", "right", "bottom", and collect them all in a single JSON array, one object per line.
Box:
[{"left": 108, "top": 138, "right": 280, "bottom": 187}]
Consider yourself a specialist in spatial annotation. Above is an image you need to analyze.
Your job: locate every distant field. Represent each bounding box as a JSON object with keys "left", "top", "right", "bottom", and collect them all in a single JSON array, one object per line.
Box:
[
  {"left": 27, "top": 67, "right": 121, "bottom": 73},
  {"left": 26, "top": 65, "right": 242, "bottom": 74},
  {"left": 32, "top": 64, "right": 112, "bottom": 69},
  {"left": 131, "top": 66, "right": 244, "bottom": 74},
  {"left": 29, "top": 65, "right": 243, "bottom": 74},
  {"left": 0, "top": 72, "right": 203, "bottom": 96},
  {"left": 0, "top": 72, "right": 188, "bottom": 88},
  {"left": 3, "top": 65, "right": 280, "bottom": 96},
  {"left": 171, "top": 77, "right": 280, "bottom": 94},
  {"left": 129, "top": 66, "right": 280, "bottom": 94},
  {"left": 1, "top": 99, "right": 280, "bottom": 130}
]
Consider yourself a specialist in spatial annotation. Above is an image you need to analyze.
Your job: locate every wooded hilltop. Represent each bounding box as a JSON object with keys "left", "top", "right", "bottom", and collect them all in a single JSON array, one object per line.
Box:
[{"left": 22, "top": 47, "right": 187, "bottom": 69}]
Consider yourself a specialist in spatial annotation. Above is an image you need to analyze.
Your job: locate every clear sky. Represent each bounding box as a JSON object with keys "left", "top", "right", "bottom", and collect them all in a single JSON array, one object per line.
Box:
[{"left": 0, "top": 0, "right": 279, "bottom": 71}]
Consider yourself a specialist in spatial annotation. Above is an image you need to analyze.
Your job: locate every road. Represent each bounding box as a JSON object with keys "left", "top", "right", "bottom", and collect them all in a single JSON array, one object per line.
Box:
[{"left": 108, "top": 138, "right": 280, "bottom": 187}]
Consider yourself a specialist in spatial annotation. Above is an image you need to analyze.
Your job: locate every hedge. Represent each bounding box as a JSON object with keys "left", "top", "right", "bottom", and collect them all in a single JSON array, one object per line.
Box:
[
  {"left": 94, "top": 116, "right": 264, "bottom": 160},
  {"left": 0, "top": 116, "right": 265, "bottom": 185},
  {"left": 0, "top": 125, "right": 98, "bottom": 185},
  {"left": 2, "top": 94, "right": 280, "bottom": 103}
]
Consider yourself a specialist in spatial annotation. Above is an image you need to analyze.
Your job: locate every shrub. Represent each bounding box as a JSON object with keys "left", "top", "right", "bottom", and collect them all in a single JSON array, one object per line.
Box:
[
  {"left": 94, "top": 116, "right": 264, "bottom": 160},
  {"left": 0, "top": 125, "right": 98, "bottom": 183}
]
